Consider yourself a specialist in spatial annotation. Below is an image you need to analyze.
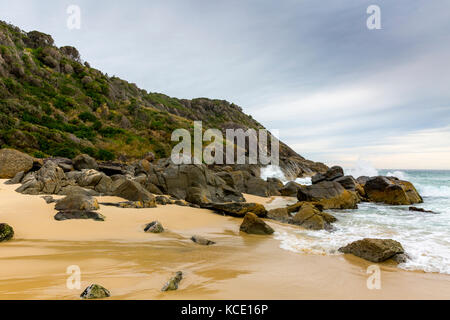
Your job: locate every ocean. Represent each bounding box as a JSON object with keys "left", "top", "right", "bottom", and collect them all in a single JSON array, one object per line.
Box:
[{"left": 261, "top": 165, "right": 450, "bottom": 274}]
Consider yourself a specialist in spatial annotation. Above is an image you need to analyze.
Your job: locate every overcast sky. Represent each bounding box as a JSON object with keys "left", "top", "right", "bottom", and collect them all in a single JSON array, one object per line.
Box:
[{"left": 1, "top": 0, "right": 449, "bottom": 169}]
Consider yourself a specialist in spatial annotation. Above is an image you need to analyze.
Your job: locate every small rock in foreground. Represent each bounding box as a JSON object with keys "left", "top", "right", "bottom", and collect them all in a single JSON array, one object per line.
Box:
[
  {"left": 240, "top": 212, "right": 274, "bottom": 235},
  {"left": 144, "top": 221, "right": 164, "bottom": 233},
  {"left": 409, "top": 206, "right": 436, "bottom": 214},
  {"left": 191, "top": 235, "right": 215, "bottom": 245},
  {"left": 80, "top": 284, "right": 111, "bottom": 299},
  {"left": 0, "top": 223, "right": 14, "bottom": 242},
  {"left": 161, "top": 271, "right": 183, "bottom": 291}
]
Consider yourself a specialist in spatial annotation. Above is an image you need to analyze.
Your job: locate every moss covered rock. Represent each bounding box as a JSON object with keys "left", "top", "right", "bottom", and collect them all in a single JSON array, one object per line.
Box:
[
  {"left": 240, "top": 212, "right": 274, "bottom": 235},
  {"left": 80, "top": 284, "right": 110, "bottom": 299}
]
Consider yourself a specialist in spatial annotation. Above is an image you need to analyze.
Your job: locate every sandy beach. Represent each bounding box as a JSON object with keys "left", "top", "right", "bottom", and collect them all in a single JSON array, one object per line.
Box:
[{"left": 0, "top": 180, "right": 449, "bottom": 300}]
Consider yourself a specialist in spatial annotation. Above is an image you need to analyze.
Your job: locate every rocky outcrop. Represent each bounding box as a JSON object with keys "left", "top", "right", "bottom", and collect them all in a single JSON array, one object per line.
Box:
[
  {"left": 68, "top": 169, "right": 113, "bottom": 194},
  {"left": 80, "top": 284, "right": 111, "bottom": 299},
  {"left": 5, "top": 171, "right": 25, "bottom": 184},
  {"left": 240, "top": 212, "right": 274, "bottom": 235},
  {"left": 0, "top": 149, "right": 33, "bottom": 179},
  {"left": 191, "top": 235, "right": 215, "bottom": 245},
  {"left": 144, "top": 221, "right": 164, "bottom": 233},
  {"left": 338, "top": 238, "right": 405, "bottom": 263},
  {"left": 112, "top": 178, "right": 156, "bottom": 207},
  {"left": 267, "top": 208, "right": 290, "bottom": 220},
  {"left": 202, "top": 202, "right": 267, "bottom": 217},
  {"left": 0, "top": 223, "right": 14, "bottom": 242},
  {"left": 363, "top": 176, "right": 423, "bottom": 205},
  {"left": 292, "top": 203, "right": 337, "bottom": 231},
  {"left": 161, "top": 271, "right": 183, "bottom": 291},
  {"left": 297, "top": 181, "right": 359, "bottom": 209}
]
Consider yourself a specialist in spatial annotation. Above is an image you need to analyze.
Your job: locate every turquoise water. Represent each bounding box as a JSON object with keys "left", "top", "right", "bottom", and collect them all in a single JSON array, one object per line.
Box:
[{"left": 271, "top": 168, "right": 450, "bottom": 274}]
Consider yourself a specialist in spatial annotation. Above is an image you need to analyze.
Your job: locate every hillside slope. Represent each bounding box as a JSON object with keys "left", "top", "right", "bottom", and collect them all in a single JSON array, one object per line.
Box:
[{"left": 0, "top": 21, "right": 326, "bottom": 176}]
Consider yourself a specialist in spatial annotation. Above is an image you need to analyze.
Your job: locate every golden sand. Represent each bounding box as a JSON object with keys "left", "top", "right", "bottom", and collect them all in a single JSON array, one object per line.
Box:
[{"left": 0, "top": 180, "right": 449, "bottom": 300}]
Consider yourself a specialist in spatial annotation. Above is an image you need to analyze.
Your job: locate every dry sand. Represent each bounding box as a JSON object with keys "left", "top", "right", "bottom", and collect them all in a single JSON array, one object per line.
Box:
[{"left": 0, "top": 180, "right": 449, "bottom": 300}]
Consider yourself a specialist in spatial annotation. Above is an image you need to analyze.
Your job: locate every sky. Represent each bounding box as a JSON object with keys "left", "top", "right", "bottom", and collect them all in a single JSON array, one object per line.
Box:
[{"left": 1, "top": 0, "right": 449, "bottom": 169}]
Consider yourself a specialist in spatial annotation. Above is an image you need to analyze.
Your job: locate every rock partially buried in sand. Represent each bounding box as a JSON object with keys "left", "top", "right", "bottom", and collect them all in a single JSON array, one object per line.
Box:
[
  {"left": 55, "top": 194, "right": 99, "bottom": 211},
  {"left": 338, "top": 238, "right": 405, "bottom": 263},
  {"left": 161, "top": 271, "right": 183, "bottom": 291},
  {"left": 41, "top": 195, "right": 56, "bottom": 204},
  {"left": 80, "top": 284, "right": 111, "bottom": 299},
  {"left": 54, "top": 211, "right": 105, "bottom": 221},
  {"left": 5, "top": 171, "right": 25, "bottom": 185},
  {"left": 191, "top": 235, "right": 215, "bottom": 245},
  {"left": 144, "top": 221, "right": 164, "bottom": 233},
  {"left": 0, "top": 223, "right": 14, "bottom": 242},
  {"left": 240, "top": 212, "right": 274, "bottom": 235}
]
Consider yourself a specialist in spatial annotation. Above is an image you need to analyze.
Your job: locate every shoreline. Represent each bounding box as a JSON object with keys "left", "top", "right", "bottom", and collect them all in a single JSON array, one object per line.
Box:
[{"left": 0, "top": 180, "right": 449, "bottom": 300}]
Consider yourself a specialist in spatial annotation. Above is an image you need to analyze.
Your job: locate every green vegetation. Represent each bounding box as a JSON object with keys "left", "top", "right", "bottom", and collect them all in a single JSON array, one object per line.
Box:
[{"left": 0, "top": 20, "right": 264, "bottom": 161}]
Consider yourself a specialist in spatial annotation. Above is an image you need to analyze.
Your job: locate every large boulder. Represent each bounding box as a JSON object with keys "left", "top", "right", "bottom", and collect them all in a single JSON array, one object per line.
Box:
[
  {"left": 203, "top": 202, "right": 267, "bottom": 217},
  {"left": 297, "top": 181, "right": 359, "bottom": 209},
  {"left": 240, "top": 212, "right": 274, "bottom": 235},
  {"left": 0, "top": 149, "right": 33, "bottom": 178},
  {"left": 0, "top": 223, "right": 14, "bottom": 242},
  {"left": 292, "top": 203, "right": 337, "bottom": 231},
  {"left": 280, "top": 181, "right": 302, "bottom": 197},
  {"left": 113, "top": 179, "right": 156, "bottom": 207},
  {"left": 338, "top": 238, "right": 405, "bottom": 263},
  {"left": 71, "top": 169, "right": 113, "bottom": 194},
  {"left": 55, "top": 194, "right": 99, "bottom": 211},
  {"left": 363, "top": 176, "right": 423, "bottom": 205},
  {"left": 311, "top": 166, "right": 344, "bottom": 184},
  {"left": 73, "top": 154, "right": 98, "bottom": 171}
]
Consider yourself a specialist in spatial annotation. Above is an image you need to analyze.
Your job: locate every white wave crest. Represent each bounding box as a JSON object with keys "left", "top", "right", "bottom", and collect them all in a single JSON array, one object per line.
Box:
[
  {"left": 260, "top": 165, "right": 287, "bottom": 182},
  {"left": 345, "top": 160, "right": 379, "bottom": 178},
  {"left": 386, "top": 170, "right": 409, "bottom": 180}
]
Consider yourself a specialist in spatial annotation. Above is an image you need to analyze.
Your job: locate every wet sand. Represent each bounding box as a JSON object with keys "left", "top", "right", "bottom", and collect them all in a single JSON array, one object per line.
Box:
[{"left": 0, "top": 180, "right": 449, "bottom": 300}]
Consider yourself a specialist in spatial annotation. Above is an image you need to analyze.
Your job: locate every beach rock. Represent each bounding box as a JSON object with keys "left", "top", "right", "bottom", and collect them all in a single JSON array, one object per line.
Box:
[
  {"left": 338, "top": 238, "right": 405, "bottom": 263},
  {"left": 312, "top": 166, "right": 344, "bottom": 184},
  {"left": 58, "top": 185, "right": 98, "bottom": 196},
  {"left": 292, "top": 203, "right": 336, "bottom": 230},
  {"left": 191, "top": 235, "right": 215, "bottom": 245},
  {"left": 80, "top": 284, "right": 111, "bottom": 299},
  {"left": 174, "top": 199, "right": 189, "bottom": 206},
  {"left": 54, "top": 211, "right": 105, "bottom": 221},
  {"left": 74, "top": 169, "right": 113, "bottom": 194},
  {"left": 46, "top": 158, "right": 73, "bottom": 172},
  {"left": 240, "top": 212, "right": 274, "bottom": 235},
  {"left": 0, "top": 223, "right": 14, "bottom": 242},
  {"left": 0, "top": 149, "right": 33, "bottom": 178},
  {"left": 267, "top": 177, "right": 284, "bottom": 196},
  {"left": 364, "top": 176, "right": 423, "bottom": 205},
  {"left": 161, "top": 271, "right": 183, "bottom": 291},
  {"left": 155, "top": 195, "right": 173, "bottom": 205},
  {"left": 144, "top": 221, "right": 164, "bottom": 233},
  {"left": 5, "top": 171, "right": 25, "bottom": 184},
  {"left": 244, "top": 176, "right": 271, "bottom": 197},
  {"left": 297, "top": 181, "right": 359, "bottom": 209},
  {"left": 203, "top": 202, "right": 267, "bottom": 217},
  {"left": 267, "top": 208, "right": 290, "bottom": 221},
  {"left": 185, "top": 186, "right": 211, "bottom": 205},
  {"left": 55, "top": 194, "right": 99, "bottom": 211},
  {"left": 37, "top": 161, "right": 67, "bottom": 194},
  {"left": 149, "top": 163, "right": 245, "bottom": 204},
  {"left": 409, "top": 206, "right": 436, "bottom": 214},
  {"left": 391, "top": 253, "right": 409, "bottom": 264},
  {"left": 98, "top": 164, "right": 124, "bottom": 176},
  {"left": 113, "top": 179, "right": 156, "bottom": 206},
  {"left": 73, "top": 154, "right": 98, "bottom": 171},
  {"left": 41, "top": 195, "right": 56, "bottom": 204},
  {"left": 280, "top": 181, "right": 302, "bottom": 197},
  {"left": 335, "top": 175, "right": 358, "bottom": 191},
  {"left": 356, "top": 176, "right": 370, "bottom": 186}
]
